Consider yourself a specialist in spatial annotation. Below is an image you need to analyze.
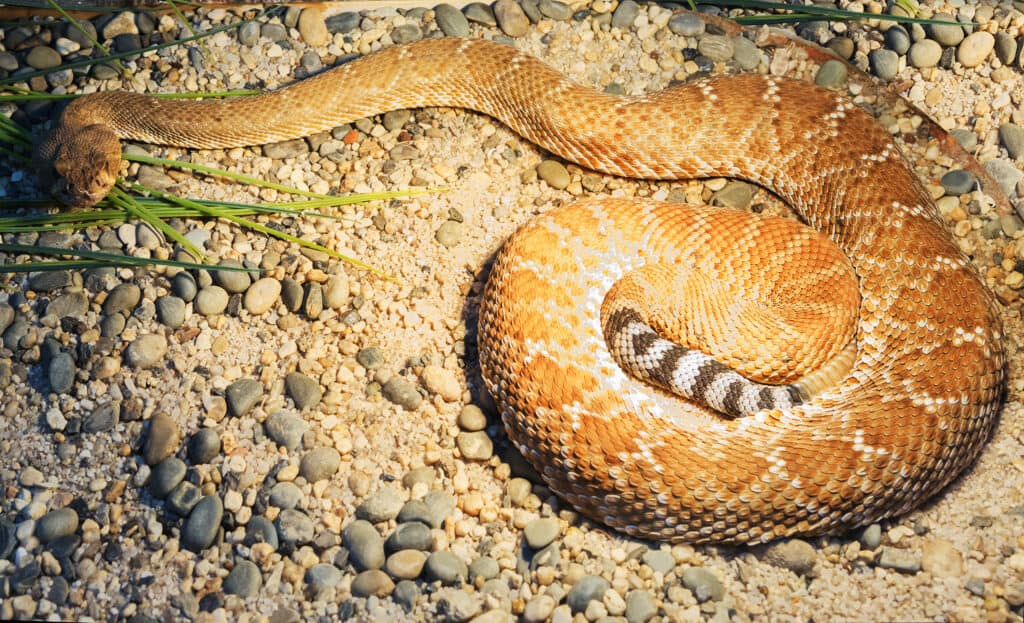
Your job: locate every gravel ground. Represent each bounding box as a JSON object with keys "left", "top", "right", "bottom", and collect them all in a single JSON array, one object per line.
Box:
[{"left": 1, "top": 1, "right": 1024, "bottom": 622}]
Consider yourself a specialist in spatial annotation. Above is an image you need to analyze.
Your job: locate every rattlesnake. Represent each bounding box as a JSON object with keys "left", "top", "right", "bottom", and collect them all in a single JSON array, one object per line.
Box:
[{"left": 34, "top": 37, "right": 1005, "bottom": 544}]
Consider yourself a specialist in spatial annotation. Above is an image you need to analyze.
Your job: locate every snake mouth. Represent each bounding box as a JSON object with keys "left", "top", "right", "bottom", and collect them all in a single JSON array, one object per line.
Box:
[{"left": 51, "top": 179, "right": 106, "bottom": 210}]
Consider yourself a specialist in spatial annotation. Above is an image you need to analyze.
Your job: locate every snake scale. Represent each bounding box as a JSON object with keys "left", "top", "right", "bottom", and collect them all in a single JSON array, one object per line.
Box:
[{"left": 34, "top": 37, "right": 1005, "bottom": 544}]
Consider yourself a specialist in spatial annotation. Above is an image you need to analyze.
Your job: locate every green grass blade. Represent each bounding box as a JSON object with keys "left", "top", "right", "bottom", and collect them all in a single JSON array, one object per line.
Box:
[
  {"left": 126, "top": 182, "right": 393, "bottom": 280},
  {"left": 0, "top": 243, "right": 254, "bottom": 273},
  {"left": 106, "top": 186, "right": 206, "bottom": 261}
]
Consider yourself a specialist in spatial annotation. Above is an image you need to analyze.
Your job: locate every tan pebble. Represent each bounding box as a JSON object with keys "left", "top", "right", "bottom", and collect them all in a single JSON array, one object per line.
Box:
[
  {"left": 535, "top": 566, "right": 556, "bottom": 586},
  {"left": 95, "top": 357, "right": 120, "bottom": 379},
  {"left": 298, "top": 8, "right": 329, "bottom": 47},
  {"left": 479, "top": 506, "right": 498, "bottom": 523},
  {"left": 957, "top": 31, "right": 995, "bottom": 68},
  {"left": 211, "top": 335, "right": 229, "bottom": 356},
  {"left": 277, "top": 465, "right": 299, "bottom": 482},
  {"left": 887, "top": 525, "right": 915, "bottom": 544},
  {"left": 243, "top": 278, "right": 282, "bottom": 315},
  {"left": 204, "top": 397, "right": 227, "bottom": 422},
  {"left": 104, "top": 479, "right": 127, "bottom": 503},
  {"left": 1008, "top": 553, "right": 1024, "bottom": 572},
  {"left": 281, "top": 559, "right": 304, "bottom": 586},
  {"left": 235, "top": 506, "right": 252, "bottom": 525},
  {"left": 461, "top": 491, "right": 484, "bottom": 516},
  {"left": 306, "top": 269, "right": 329, "bottom": 283},
  {"left": 223, "top": 490, "right": 243, "bottom": 513},
  {"left": 452, "top": 470, "right": 469, "bottom": 493},
  {"left": 420, "top": 365, "right": 461, "bottom": 402}
]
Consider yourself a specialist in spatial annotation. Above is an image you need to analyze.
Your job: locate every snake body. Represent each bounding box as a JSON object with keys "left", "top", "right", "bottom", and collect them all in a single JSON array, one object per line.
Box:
[{"left": 35, "top": 38, "right": 1005, "bottom": 543}]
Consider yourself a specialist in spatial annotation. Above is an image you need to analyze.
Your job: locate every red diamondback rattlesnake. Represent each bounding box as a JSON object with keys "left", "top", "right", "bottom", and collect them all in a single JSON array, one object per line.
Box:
[{"left": 33, "top": 37, "right": 1005, "bottom": 544}]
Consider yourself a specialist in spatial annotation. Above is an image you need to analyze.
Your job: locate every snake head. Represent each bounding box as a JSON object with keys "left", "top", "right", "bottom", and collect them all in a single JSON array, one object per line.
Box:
[{"left": 34, "top": 122, "right": 121, "bottom": 210}]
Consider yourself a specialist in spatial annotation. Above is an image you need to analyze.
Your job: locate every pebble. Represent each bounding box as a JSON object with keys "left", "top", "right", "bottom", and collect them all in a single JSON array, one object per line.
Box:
[
  {"left": 876, "top": 546, "right": 922, "bottom": 573},
  {"left": 356, "top": 346, "right": 384, "bottom": 369},
  {"left": 46, "top": 292, "right": 87, "bottom": 319},
  {"left": 103, "top": 283, "right": 141, "bottom": 315},
  {"left": 868, "top": 49, "right": 899, "bottom": 80},
  {"left": 187, "top": 428, "right": 220, "bottom": 463},
  {"left": 285, "top": 371, "right": 322, "bottom": 410},
  {"left": 537, "top": 160, "right": 570, "bottom": 189},
  {"left": 538, "top": 0, "right": 572, "bottom": 21},
  {"left": 182, "top": 495, "right": 223, "bottom": 552},
  {"left": 48, "top": 352, "right": 75, "bottom": 394},
  {"left": 246, "top": 516, "right": 279, "bottom": 550},
  {"left": 155, "top": 296, "right": 186, "bottom": 328},
  {"left": 493, "top": 0, "right": 529, "bottom": 37},
  {"left": 884, "top": 25, "right": 910, "bottom": 54},
  {"left": 351, "top": 569, "right": 394, "bottom": 597},
  {"left": 940, "top": 169, "right": 975, "bottom": 195},
  {"left": 143, "top": 413, "right": 180, "bottom": 465},
  {"left": 125, "top": 334, "right": 167, "bottom": 369},
  {"left": 956, "top": 31, "right": 994, "bottom": 68},
  {"left": 420, "top": 365, "right": 461, "bottom": 401},
  {"left": 435, "top": 4, "right": 470, "bottom": 37},
  {"left": 243, "top": 278, "right": 281, "bottom": 315},
  {"left": 668, "top": 12, "right": 704, "bottom": 37},
  {"left": 908, "top": 39, "right": 941, "bottom": 68},
  {"left": 435, "top": 220, "right": 463, "bottom": 247},
  {"left": 382, "top": 376, "right": 423, "bottom": 410},
  {"left": 225, "top": 378, "right": 263, "bottom": 417},
  {"left": 212, "top": 260, "right": 251, "bottom": 294},
  {"left": 994, "top": 31, "right": 1018, "bottom": 65},
  {"left": 297, "top": 7, "right": 328, "bottom": 47},
  {"left": 224, "top": 560, "right": 262, "bottom": 597},
  {"left": 712, "top": 182, "right": 753, "bottom": 210},
  {"left": 386, "top": 549, "right": 427, "bottom": 580},
  {"left": 523, "top": 594, "right": 556, "bottom": 623},
  {"left": 425, "top": 550, "right": 468, "bottom": 584},
  {"left": 463, "top": 2, "right": 496, "bottom": 26},
  {"left": 999, "top": 123, "right": 1024, "bottom": 160},
  {"left": 625, "top": 590, "right": 657, "bottom": 623},
  {"left": 641, "top": 549, "right": 675, "bottom": 575},
  {"left": 149, "top": 457, "right": 187, "bottom": 498},
  {"left": 438, "top": 589, "right": 481, "bottom": 621},
  {"left": 323, "top": 273, "right": 349, "bottom": 309},
  {"left": 731, "top": 36, "right": 760, "bottom": 70},
  {"left": 344, "top": 520, "right": 386, "bottom": 570},
  {"left": 46, "top": 407, "right": 67, "bottom": 432},
  {"left": 35, "top": 508, "right": 78, "bottom": 543},
  {"left": 356, "top": 487, "right": 404, "bottom": 522},
  {"left": 456, "top": 431, "right": 493, "bottom": 460},
  {"left": 264, "top": 410, "right": 309, "bottom": 451},
  {"left": 567, "top": 575, "right": 610, "bottom": 612},
  {"left": 325, "top": 11, "right": 359, "bottom": 34},
  {"left": 386, "top": 521, "right": 432, "bottom": 552},
  {"left": 983, "top": 159, "right": 1023, "bottom": 196},
  {"left": 275, "top": 509, "right": 314, "bottom": 546},
  {"left": 920, "top": 538, "right": 963, "bottom": 578},
  {"left": 19, "top": 466, "right": 44, "bottom": 487},
  {"left": 166, "top": 481, "right": 202, "bottom": 516},
  {"left": 171, "top": 272, "right": 198, "bottom": 302},
  {"left": 392, "top": 23, "right": 422, "bottom": 44},
  {"left": 524, "top": 517, "right": 560, "bottom": 549},
  {"left": 927, "top": 15, "right": 964, "bottom": 47},
  {"left": 305, "top": 563, "right": 343, "bottom": 596},
  {"left": 269, "top": 482, "right": 303, "bottom": 509},
  {"left": 681, "top": 567, "right": 724, "bottom": 602},
  {"left": 762, "top": 539, "right": 817, "bottom": 576},
  {"left": 26, "top": 45, "right": 61, "bottom": 69},
  {"left": 610, "top": 0, "right": 638, "bottom": 29},
  {"left": 698, "top": 35, "right": 734, "bottom": 63},
  {"left": 194, "top": 286, "right": 229, "bottom": 315},
  {"left": 468, "top": 556, "right": 499, "bottom": 583},
  {"left": 299, "top": 447, "right": 340, "bottom": 482}
]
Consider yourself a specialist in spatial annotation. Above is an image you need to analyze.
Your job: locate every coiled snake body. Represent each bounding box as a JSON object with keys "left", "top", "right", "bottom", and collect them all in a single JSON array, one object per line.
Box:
[{"left": 35, "top": 38, "right": 1005, "bottom": 543}]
